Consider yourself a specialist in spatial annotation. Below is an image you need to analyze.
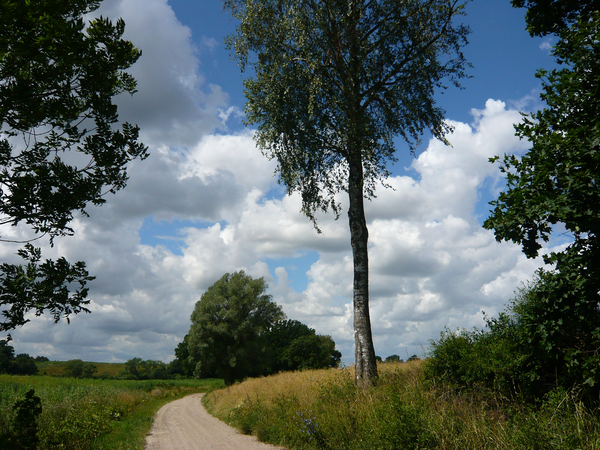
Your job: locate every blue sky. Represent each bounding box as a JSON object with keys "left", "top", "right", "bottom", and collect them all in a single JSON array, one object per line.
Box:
[{"left": 2, "top": 0, "right": 563, "bottom": 364}]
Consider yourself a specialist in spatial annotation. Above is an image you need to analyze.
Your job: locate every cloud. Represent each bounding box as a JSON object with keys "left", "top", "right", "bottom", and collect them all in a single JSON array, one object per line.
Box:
[
  {"left": 539, "top": 38, "right": 553, "bottom": 53},
  {"left": 92, "top": 0, "right": 229, "bottom": 147},
  {"left": 6, "top": 98, "right": 549, "bottom": 364},
  {"left": 2, "top": 0, "right": 551, "bottom": 365}
]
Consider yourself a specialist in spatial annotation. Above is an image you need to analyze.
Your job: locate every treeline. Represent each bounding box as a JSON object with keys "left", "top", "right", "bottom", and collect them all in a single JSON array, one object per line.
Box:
[
  {"left": 2, "top": 272, "right": 342, "bottom": 384},
  {"left": 0, "top": 341, "right": 46, "bottom": 375},
  {"left": 173, "top": 271, "right": 342, "bottom": 384},
  {"left": 0, "top": 340, "right": 183, "bottom": 380}
]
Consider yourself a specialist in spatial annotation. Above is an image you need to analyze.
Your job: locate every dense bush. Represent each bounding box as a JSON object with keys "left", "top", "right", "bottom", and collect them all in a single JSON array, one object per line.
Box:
[{"left": 424, "top": 272, "right": 600, "bottom": 403}]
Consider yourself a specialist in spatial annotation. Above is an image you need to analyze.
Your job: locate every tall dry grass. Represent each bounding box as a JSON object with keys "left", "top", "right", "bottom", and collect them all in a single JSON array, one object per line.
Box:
[{"left": 204, "top": 361, "right": 600, "bottom": 450}]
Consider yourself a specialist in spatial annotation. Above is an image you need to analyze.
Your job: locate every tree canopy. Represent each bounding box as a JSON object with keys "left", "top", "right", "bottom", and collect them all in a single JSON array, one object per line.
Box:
[
  {"left": 0, "top": 0, "right": 146, "bottom": 333},
  {"left": 484, "top": 3, "right": 600, "bottom": 394},
  {"left": 187, "top": 271, "right": 285, "bottom": 384},
  {"left": 185, "top": 273, "right": 341, "bottom": 383},
  {"left": 510, "top": 0, "right": 600, "bottom": 36},
  {"left": 0, "top": 340, "right": 38, "bottom": 375},
  {"left": 224, "top": 0, "right": 470, "bottom": 386},
  {"left": 265, "top": 319, "right": 341, "bottom": 372}
]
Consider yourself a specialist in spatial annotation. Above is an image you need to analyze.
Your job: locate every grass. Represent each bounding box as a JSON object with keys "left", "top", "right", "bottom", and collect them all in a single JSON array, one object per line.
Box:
[
  {"left": 204, "top": 361, "right": 600, "bottom": 450},
  {"left": 0, "top": 374, "right": 224, "bottom": 450}
]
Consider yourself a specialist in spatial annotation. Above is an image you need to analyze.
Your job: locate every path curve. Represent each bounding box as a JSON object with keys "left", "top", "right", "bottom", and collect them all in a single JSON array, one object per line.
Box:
[{"left": 144, "top": 393, "right": 288, "bottom": 450}]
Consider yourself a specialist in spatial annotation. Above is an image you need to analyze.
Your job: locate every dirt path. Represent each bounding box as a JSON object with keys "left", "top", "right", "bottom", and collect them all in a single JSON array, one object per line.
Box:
[{"left": 144, "top": 393, "right": 288, "bottom": 450}]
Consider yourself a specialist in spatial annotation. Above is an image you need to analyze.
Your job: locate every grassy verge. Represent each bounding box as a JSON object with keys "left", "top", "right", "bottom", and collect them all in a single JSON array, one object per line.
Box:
[
  {"left": 204, "top": 362, "right": 600, "bottom": 450},
  {"left": 0, "top": 375, "right": 224, "bottom": 450}
]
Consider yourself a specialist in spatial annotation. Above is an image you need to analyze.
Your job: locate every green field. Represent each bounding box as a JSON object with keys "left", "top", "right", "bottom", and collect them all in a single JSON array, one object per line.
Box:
[{"left": 0, "top": 373, "right": 224, "bottom": 450}]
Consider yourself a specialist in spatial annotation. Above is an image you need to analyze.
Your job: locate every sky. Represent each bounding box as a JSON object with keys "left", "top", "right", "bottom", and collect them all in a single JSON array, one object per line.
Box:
[{"left": 2, "top": 0, "right": 566, "bottom": 365}]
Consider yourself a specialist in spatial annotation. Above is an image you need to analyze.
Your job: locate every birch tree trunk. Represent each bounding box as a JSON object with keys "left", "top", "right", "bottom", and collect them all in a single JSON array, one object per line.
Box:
[{"left": 348, "top": 149, "right": 378, "bottom": 387}]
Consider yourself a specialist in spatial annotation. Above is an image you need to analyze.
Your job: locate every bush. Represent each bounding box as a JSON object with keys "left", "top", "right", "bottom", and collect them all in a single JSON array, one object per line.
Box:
[{"left": 424, "top": 273, "right": 600, "bottom": 403}]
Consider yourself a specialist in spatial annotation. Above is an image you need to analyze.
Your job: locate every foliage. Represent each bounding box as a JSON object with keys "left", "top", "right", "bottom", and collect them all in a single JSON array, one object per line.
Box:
[
  {"left": 384, "top": 355, "right": 403, "bottom": 363},
  {"left": 424, "top": 317, "right": 535, "bottom": 398},
  {"left": 0, "top": 389, "right": 42, "bottom": 450},
  {"left": 265, "top": 319, "right": 315, "bottom": 373},
  {"left": 265, "top": 319, "right": 341, "bottom": 373},
  {"left": 119, "top": 358, "right": 169, "bottom": 380},
  {"left": 0, "top": 0, "right": 146, "bottom": 333},
  {"left": 0, "top": 341, "right": 38, "bottom": 375},
  {"left": 185, "top": 275, "right": 342, "bottom": 383},
  {"left": 510, "top": 0, "right": 599, "bottom": 36},
  {"left": 0, "top": 375, "right": 221, "bottom": 450},
  {"left": 0, "top": 340, "right": 14, "bottom": 372},
  {"left": 280, "top": 334, "right": 341, "bottom": 372},
  {"left": 170, "top": 334, "right": 195, "bottom": 377},
  {"left": 63, "top": 359, "right": 97, "bottom": 379},
  {"left": 424, "top": 274, "right": 600, "bottom": 402},
  {"left": 0, "top": 245, "right": 95, "bottom": 333},
  {"left": 187, "top": 271, "right": 285, "bottom": 384},
  {"left": 205, "top": 362, "right": 600, "bottom": 450},
  {"left": 224, "top": 0, "right": 471, "bottom": 387},
  {"left": 12, "top": 354, "right": 39, "bottom": 376},
  {"left": 484, "top": 4, "right": 600, "bottom": 398}
]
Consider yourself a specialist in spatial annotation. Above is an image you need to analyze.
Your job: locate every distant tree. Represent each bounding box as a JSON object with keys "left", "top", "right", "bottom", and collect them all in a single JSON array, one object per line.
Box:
[
  {"left": 0, "top": 340, "right": 15, "bottom": 373},
  {"left": 264, "top": 319, "right": 315, "bottom": 373},
  {"left": 0, "top": 342, "right": 38, "bottom": 375},
  {"left": 188, "top": 271, "right": 285, "bottom": 384},
  {"left": 63, "top": 359, "right": 97, "bottom": 378},
  {"left": 34, "top": 356, "right": 49, "bottom": 363},
  {"left": 375, "top": 355, "right": 383, "bottom": 363},
  {"left": 407, "top": 355, "right": 421, "bottom": 362},
  {"left": 224, "top": 0, "right": 470, "bottom": 387},
  {"left": 82, "top": 362, "right": 98, "bottom": 378},
  {"left": 120, "top": 357, "right": 169, "bottom": 380},
  {"left": 281, "top": 334, "right": 341, "bottom": 371},
  {"left": 170, "top": 334, "right": 194, "bottom": 377},
  {"left": 0, "top": 0, "right": 146, "bottom": 334},
  {"left": 385, "top": 355, "right": 402, "bottom": 363},
  {"left": 12, "top": 354, "right": 38, "bottom": 376}
]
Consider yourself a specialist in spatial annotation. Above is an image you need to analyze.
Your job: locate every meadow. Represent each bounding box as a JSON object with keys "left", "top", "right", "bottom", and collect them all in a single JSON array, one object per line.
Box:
[
  {"left": 0, "top": 374, "right": 224, "bottom": 450},
  {"left": 204, "top": 361, "right": 600, "bottom": 450}
]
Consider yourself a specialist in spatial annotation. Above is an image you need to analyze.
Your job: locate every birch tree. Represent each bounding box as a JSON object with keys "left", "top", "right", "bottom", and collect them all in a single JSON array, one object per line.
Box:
[{"left": 224, "top": 0, "right": 470, "bottom": 387}]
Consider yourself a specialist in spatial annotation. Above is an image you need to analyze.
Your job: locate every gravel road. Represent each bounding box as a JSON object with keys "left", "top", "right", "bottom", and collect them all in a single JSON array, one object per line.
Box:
[{"left": 144, "top": 393, "right": 288, "bottom": 450}]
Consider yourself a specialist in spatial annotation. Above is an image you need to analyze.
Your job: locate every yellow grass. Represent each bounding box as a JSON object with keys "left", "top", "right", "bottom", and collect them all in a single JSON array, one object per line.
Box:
[{"left": 206, "top": 360, "right": 422, "bottom": 421}]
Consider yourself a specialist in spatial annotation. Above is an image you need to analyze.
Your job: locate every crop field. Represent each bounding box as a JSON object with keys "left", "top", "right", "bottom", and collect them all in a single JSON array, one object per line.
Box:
[{"left": 0, "top": 374, "right": 224, "bottom": 450}]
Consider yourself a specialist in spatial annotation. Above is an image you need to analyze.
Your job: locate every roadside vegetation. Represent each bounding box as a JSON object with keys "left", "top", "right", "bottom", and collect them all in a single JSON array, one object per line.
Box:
[
  {"left": 204, "top": 361, "right": 600, "bottom": 450},
  {"left": 0, "top": 375, "right": 223, "bottom": 450}
]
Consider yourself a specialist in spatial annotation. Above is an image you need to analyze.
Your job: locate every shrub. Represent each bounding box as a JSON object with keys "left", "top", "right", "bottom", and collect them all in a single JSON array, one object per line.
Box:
[{"left": 424, "top": 273, "right": 600, "bottom": 403}]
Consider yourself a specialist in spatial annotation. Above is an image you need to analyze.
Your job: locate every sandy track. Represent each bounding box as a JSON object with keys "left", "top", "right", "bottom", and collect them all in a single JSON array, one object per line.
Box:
[{"left": 144, "top": 393, "right": 288, "bottom": 450}]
